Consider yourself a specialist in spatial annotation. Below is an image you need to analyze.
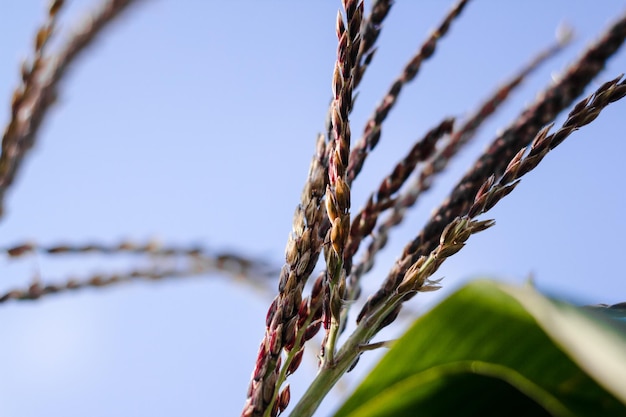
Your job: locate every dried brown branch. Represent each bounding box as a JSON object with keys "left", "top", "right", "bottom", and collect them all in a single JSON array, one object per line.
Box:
[
  {"left": 4, "top": 240, "right": 203, "bottom": 258},
  {"left": 357, "top": 12, "right": 626, "bottom": 322},
  {"left": 0, "top": 265, "right": 216, "bottom": 304},
  {"left": 3, "top": 239, "right": 276, "bottom": 274},
  {"left": 0, "top": 0, "right": 142, "bottom": 217},
  {"left": 0, "top": 239, "right": 277, "bottom": 304}
]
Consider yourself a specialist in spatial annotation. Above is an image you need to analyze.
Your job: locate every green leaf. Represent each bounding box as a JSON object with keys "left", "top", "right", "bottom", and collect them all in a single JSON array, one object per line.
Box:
[{"left": 333, "top": 280, "right": 626, "bottom": 417}]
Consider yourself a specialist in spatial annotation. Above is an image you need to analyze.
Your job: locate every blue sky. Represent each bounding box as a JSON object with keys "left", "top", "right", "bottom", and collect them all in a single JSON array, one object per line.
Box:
[{"left": 1, "top": 1, "right": 625, "bottom": 416}]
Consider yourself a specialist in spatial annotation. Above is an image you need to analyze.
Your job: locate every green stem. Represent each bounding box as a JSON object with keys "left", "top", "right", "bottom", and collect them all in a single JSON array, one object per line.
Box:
[
  {"left": 289, "top": 293, "right": 403, "bottom": 416},
  {"left": 322, "top": 257, "right": 343, "bottom": 367}
]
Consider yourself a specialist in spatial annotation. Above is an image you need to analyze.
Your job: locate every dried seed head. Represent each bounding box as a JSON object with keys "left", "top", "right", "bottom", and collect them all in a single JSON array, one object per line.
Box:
[
  {"left": 330, "top": 215, "right": 350, "bottom": 255},
  {"left": 292, "top": 206, "right": 306, "bottom": 236},
  {"left": 284, "top": 289, "right": 301, "bottom": 319},
  {"left": 282, "top": 270, "right": 298, "bottom": 295},
  {"left": 471, "top": 219, "right": 496, "bottom": 233},
  {"left": 309, "top": 165, "right": 327, "bottom": 199},
  {"left": 397, "top": 257, "right": 426, "bottom": 293},
  {"left": 253, "top": 342, "right": 270, "bottom": 381},
  {"left": 269, "top": 325, "right": 283, "bottom": 357},
  {"left": 285, "top": 236, "right": 298, "bottom": 266},
  {"left": 335, "top": 177, "right": 351, "bottom": 213},
  {"left": 501, "top": 147, "right": 525, "bottom": 185},
  {"left": 277, "top": 266, "right": 290, "bottom": 294},
  {"left": 287, "top": 347, "right": 305, "bottom": 376},
  {"left": 268, "top": 299, "right": 285, "bottom": 331},
  {"left": 310, "top": 273, "right": 325, "bottom": 304},
  {"left": 7, "top": 243, "right": 34, "bottom": 257},
  {"left": 297, "top": 298, "right": 309, "bottom": 327},
  {"left": 440, "top": 218, "right": 461, "bottom": 246},
  {"left": 278, "top": 385, "right": 291, "bottom": 413},
  {"left": 330, "top": 282, "right": 343, "bottom": 319},
  {"left": 35, "top": 26, "right": 51, "bottom": 52},
  {"left": 333, "top": 62, "right": 343, "bottom": 99},
  {"left": 344, "top": 0, "right": 358, "bottom": 19},
  {"left": 298, "top": 228, "right": 312, "bottom": 254},
  {"left": 338, "top": 128, "right": 351, "bottom": 165},
  {"left": 336, "top": 10, "right": 346, "bottom": 38},
  {"left": 333, "top": 148, "right": 347, "bottom": 179},
  {"left": 454, "top": 226, "right": 472, "bottom": 244},
  {"left": 437, "top": 242, "right": 465, "bottom": 258},
  {"left": 266, "top": 295, "right": 279, "bottom": 328},
  {"left": 262, "top": 369, "right": 278, "bottom": 404},
  {"left": 305, "top": 321, "right": 322, "bottom": 341},
  {"left": 325, "top": 186, "right": 340, "bottom": 223},
  {"left": 338, "top": 32, "right": 349, "bottom": 68},
  {"left": 484, "top": 182, "right": 519, "bottom": 212},
  {"left": 283, "top": 316, "right": 298, "bottom": 351},
  {"left": 296, "top": 250, "right": 311, "bottom": 276}
]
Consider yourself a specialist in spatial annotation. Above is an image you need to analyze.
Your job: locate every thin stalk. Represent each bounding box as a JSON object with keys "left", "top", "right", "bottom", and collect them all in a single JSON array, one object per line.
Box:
[
  {"left": 290, "top": 293, "right": 403, "bottom": 416},
  {"left": 322, "top": 259, "right": 343, "bottom": 367}
]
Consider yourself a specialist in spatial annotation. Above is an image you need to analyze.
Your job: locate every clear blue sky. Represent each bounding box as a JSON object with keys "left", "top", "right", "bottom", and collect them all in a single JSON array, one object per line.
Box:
[{"left": 1, "top": 1, "right": 625, "bottom": 416}]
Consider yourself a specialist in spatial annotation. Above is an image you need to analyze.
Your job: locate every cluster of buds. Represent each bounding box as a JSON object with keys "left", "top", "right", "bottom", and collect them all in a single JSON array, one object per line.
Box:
[
  {"left": 397, "top": 217, "right": 494, "bottom": 295},
  {"left": 321, "top": 0, "right": 363, "bottom": 364},
  {"left": 326, "top": 0, "right": 363, "bottom": 259},
  {"left": 243, "top": 133, "right": 329, "bottom": 416}
]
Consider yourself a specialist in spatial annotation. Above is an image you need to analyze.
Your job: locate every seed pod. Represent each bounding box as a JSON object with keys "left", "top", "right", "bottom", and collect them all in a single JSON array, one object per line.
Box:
[
  {"left": 283, "top": 316, "right": 298, "bottom": 351},
  {"left": 287, "top": 347, "right": 305, "bottom": 376},
  {"left": 297, "top": 298, "right": 309, "bottom": 328},
  {"left": 262, "top": 369, "right": 278, "bottom": 404},
  {"left": 278, "top": 384, "right": 291, "bottom": 413},
  {"left": 304, "top": 321, "right": 322, "bottom": 341},
  {"left": 325, "top": 186, "right": 340, "bottom": 223},
  {"left": 335, "top": 177, "right": 351, "bottom": 213},
  {"left": 269, "top": 325, "right": 282, "bottom": 357}
]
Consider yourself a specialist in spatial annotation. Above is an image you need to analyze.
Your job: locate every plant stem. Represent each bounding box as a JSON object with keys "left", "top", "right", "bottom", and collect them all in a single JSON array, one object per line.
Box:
[
  {"left": 322, "top": 257, "right": 343, "bottom": 367},
  {"left": 289, "top": 294, "right": 403, "bottom": 416}
]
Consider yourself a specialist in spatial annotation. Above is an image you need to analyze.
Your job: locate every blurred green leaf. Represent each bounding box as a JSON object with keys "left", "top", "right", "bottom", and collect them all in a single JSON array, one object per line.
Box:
[{"left": 334, "top": 280, "right": 626, "bottom": 417}]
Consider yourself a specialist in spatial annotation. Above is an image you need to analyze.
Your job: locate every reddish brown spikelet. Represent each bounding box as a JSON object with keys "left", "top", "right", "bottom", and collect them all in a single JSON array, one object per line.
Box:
[
  {"left": 286, "top": 348, "right": 305, "bottom": 376},
  {"left": 278, "top": 385, "right": 291, "bottom": 414}
]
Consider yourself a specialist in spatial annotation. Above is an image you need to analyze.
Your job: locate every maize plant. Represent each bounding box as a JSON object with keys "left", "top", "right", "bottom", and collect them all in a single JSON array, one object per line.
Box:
[{"left": 1, "top": 1, "right": 625, "bottom": 416}]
